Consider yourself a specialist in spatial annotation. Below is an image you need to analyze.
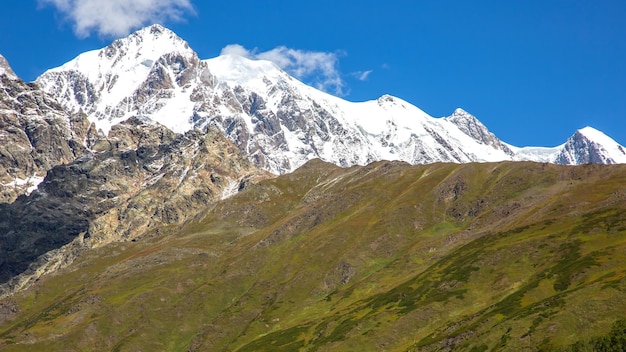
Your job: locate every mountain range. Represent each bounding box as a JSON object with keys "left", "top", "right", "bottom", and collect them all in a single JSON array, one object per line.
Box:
[
  {"left": 0, "top": 24, "right": 624, "bottom": 204},
  {"left": 1, "top": 24, "right": 626, "bottom": 351},
  {"left": 32, "top": 24, "right": 626, "bottom": 176}
]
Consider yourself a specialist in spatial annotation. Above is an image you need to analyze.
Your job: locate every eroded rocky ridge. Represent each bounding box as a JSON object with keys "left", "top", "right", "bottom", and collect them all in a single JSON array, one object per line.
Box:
[
  {"left": 0, "top": 117, "right": 268, "bottom": 295},
  {"left": 0, "top": 60, "right": 97, "bottom": 203}
]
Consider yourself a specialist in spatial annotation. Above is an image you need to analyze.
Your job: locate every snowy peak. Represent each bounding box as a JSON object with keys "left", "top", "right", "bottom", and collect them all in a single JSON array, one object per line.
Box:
[
  {"left": 446, "top": 108, "right": 487, "bottom": 136},
  {"left": 445, "top": 108, "right": 489, "bottom": 140},
  {"left": 446, "top": 108, "right": 489, "bottom": 139},
  {"left": 101, "top": 23, "right": 194, "bottom": 62},
  {"left": 576, "top": 126, "right": 618, "bottom": 145},
  {"left": 203, "top": 53, "right": 295, "bottom": 100},
  {"left": 444, "top": 108, "right": 512, "bottom": 153},
  {"left": 555, "top": 126, "right": 626, "bottom": 164},
  {"left": 512, "top": 126, "right": 626, "bottom": 165},
  {"left": 37, "top": 24, "right": 204, "bottom": 134},
  {"left": 132, "top": 23, "right": 187, "bottom": 44},
  {"left": 0, "top": 54, "right": 18, "bottom": 80},
  {"left": 48, "top": 23, "right": 196, "bottom": 81}
]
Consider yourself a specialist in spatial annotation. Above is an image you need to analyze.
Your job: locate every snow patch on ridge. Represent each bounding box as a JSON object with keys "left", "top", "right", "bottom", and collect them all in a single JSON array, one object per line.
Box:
[
  {"left": 221, "top": 180, "right": 240, "bottom": 200},
  {"left": 2, "top": 175, "right": 45, "bottom": 195}
]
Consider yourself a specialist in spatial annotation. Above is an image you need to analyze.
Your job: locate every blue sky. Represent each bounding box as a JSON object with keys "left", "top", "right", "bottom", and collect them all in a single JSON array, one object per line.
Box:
[{"left": 1, "top": 0, "right": 624, "bottom": 147}]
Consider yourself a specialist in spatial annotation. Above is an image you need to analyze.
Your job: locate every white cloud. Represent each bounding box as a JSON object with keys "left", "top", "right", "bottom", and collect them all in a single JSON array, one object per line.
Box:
[
  {"left": 39, "top": 0, "right": 195, "bottom": 38},
  {"left": 220, "top": 44, "right": 251, "bottom": 58},
  {"left": 221, "top": 44, "right": 346, "bottom": 96},
  {"left": 352, "top": 70, "right": 373, "bottom": 81}
]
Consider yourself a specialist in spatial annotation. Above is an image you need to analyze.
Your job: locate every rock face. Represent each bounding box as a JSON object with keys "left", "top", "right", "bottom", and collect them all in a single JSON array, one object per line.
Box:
[
  {"left": 0, "top": 58, "right": 96, "bottom": 203},
  {"left": 0, "top": 54, "right": 18, "bottom": 79},
  {"left": 83, "top": 119, "right": 265, "bottom": 247},
  {"left": 554, "top": 127, "right": 626, "bottom": 164},
  {"left": 0, "top": 116, "right": 267, "bottom": 292},
  {"left": 444, "top": 108, "right": 513, "bottom": 153}
]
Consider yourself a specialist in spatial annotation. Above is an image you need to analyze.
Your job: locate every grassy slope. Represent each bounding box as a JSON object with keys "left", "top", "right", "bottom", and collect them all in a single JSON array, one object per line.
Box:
[{"left": 1, "top": 160, "right": 625, "bottom": 351}]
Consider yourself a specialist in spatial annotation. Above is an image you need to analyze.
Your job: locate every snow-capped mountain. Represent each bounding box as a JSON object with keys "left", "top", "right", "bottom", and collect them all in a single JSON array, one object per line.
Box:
[
  {"left": 510, "top": 127, "right": 626, "bottom": 165},
  {"left": 36, "top": 25, "right": 200, "bottom": 134},
  {"left": 555, "top": 127, "right": 626, "bottom": 164},
  {"left": 36, "top": 24, "right": 626, "bottom": 173}
]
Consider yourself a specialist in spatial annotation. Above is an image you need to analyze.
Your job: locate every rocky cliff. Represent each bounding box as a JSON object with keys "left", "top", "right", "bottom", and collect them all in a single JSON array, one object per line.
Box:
[
  {"left": 0, "top": 117, "right": 268, "bottom": 295},
  {"left": 0, "top": 56, "right": 96, "bottom": 203}
]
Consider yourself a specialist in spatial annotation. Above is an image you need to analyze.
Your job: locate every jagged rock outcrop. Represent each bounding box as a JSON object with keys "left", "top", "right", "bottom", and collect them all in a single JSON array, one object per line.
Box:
[
  {"left": 0, "top": 54, "right": 17, "bottom": 79},
  {"left": 445, "top": 108, "right": 514, "bottom": 153},
  {"left": 554, "top": 127, "right": 626, "bottom": 164},
  {"left": 0, "top": 56, "right": 96, "bottom": 203},
  {"left": 0, "top": 117, "right": 268, "bottom": 295},
  {"left": 84, "top": 118, "right": 267, "bottom": 246}
]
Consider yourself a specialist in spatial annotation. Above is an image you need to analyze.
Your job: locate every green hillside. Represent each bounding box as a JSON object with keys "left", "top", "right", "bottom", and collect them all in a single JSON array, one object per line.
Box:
[{"left": 1, "top": 160, "right": 626, "bottom": 351}]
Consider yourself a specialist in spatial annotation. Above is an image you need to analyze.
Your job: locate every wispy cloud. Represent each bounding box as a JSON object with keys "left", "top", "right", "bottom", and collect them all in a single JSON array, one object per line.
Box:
[
  {"left": 221, "top": 44, "right": 346, "bottom": 96},
  {"left": 39, "top": 0, "right": 195, "bottom": 38},
  {"left": 351, "top": 70, "right": 373, "bottom": 81}
]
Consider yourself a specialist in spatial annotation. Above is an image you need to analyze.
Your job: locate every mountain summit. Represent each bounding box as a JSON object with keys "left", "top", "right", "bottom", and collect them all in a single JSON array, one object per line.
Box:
[
  {"left": 555, "top": 127, "right": 626, "bottom": 164},
  {"left": 0, "top": 54, "right": 18, "bottom": 80},
  {"left": 37, "top": 24, "right": 199, "bottom": 134},
  {"left": 511, "top": 126, "right": 626, "bottom": 165},
  {"left": 35, "top": 25, "right": 625, "bottom": 173}
]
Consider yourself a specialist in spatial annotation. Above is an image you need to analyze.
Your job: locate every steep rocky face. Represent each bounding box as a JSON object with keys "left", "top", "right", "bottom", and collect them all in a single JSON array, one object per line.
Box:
[
  {"left": 0, "top": 59, "right": 95, "bottom": 203},
  {"left": 0, "top": 54, "right": 17, "bottom": 79},
  {"left": 445, "top": 108, "right": 514, "bottom": 154},
  {"left": 0, "top": 117, "right": 268, "bottom": 293},
  {"left": 555, "top": 128, "right": 626, "bottom": 164},
  {"left": 84, "top": 119, "right": 267, "bottom": 247}
]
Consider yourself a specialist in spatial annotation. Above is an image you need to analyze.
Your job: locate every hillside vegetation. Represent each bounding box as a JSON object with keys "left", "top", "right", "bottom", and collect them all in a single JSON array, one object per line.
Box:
[{"left": 1, "top": 160, "right": 626, "bottom": 351}]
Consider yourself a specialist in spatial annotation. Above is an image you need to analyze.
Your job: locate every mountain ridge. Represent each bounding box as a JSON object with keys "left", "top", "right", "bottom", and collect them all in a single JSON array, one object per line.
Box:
[
  {"left": 0, "top": 117, "right": 269, "bottom": 296},
  {"left": 0, "top": 56, "right": 97, "bottom": 203}
]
